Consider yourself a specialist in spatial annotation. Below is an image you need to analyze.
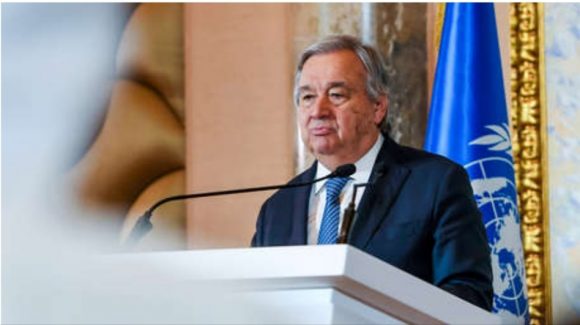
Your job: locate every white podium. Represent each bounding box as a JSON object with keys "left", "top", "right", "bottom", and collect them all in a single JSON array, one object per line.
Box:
[{"left": 86, "top": 245, "right": 499, "bottom": 324}]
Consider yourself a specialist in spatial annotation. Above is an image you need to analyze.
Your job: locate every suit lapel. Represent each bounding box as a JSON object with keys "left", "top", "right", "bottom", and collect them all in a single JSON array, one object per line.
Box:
[
  {"left": 349, "top": 137, "right": 410, "bottom": 249},
  {"left": 287, "top": 163, "right": 317, "bottom": 245}
]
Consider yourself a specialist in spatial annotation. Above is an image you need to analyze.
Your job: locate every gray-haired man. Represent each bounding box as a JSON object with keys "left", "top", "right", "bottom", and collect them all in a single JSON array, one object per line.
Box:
[{"left": 252, "top": 35, "right": 493, "bottom": 311}]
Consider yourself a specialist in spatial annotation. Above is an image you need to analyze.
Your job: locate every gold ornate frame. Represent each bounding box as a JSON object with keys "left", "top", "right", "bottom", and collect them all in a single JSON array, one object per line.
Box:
[{"left": 510, "top": 3, "right": 551, "bottom": 324}]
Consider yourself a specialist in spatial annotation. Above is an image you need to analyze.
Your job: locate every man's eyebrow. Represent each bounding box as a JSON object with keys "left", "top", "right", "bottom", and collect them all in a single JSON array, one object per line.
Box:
[
  {"left": 327, "top": 81, "right": 349, "bottom": 89},
  {"left": 298, "top": 82, "right": 352, "bottom": 93},
  {"left": 298, "top": 85, "right": 314, "bottom": 93}
]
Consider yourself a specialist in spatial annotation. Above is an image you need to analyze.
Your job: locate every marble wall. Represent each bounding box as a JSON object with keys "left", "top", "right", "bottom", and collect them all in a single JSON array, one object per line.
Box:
[{"left": 544, "top": 3, "right": 580, "bottom": 323}]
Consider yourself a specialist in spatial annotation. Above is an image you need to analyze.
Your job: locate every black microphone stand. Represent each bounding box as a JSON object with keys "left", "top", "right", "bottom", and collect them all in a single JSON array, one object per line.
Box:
[
  {"left": 338, "top": 183, "right": 368, "bottom": 244},
  {"left": 127, "top": 164, "right": 356, "bottom": 246}
]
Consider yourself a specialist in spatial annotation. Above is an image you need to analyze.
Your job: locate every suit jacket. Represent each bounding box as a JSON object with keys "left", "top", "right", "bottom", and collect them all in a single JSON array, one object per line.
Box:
[{"left": 251, "top": 136, "right": 493, "bottom": 311}]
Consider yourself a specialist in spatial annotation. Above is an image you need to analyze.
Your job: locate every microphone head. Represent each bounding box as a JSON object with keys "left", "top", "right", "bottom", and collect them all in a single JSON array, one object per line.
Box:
[{"left": 333, "top": 164, "right": 356, "bottom": 177}]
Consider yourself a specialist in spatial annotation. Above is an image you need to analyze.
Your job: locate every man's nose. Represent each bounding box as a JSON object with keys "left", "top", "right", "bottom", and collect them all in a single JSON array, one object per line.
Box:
[{"left": 311, "top": 95, "right": 331, "bottom": 118}]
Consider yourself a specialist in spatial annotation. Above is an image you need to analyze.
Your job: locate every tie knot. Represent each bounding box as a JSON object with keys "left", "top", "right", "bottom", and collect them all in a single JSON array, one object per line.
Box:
[{"left": 325, "top": 177, "right": 349, "bottom": 200}]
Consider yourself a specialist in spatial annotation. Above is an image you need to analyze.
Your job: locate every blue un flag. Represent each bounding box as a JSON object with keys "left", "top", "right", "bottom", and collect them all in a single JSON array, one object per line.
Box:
[{"left": 424, "top": 3, "right": 529, "bottom": 323}]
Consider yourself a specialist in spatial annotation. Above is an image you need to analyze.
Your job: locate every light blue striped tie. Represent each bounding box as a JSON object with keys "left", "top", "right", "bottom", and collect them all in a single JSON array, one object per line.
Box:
[{"left": 318, "top": 177, "right": 350, "bottom": 245}]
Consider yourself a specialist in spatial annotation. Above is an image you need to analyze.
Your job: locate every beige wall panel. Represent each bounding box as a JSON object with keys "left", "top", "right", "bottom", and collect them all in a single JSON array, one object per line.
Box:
[{"left": 185, "top": 4, "right": 295, "bottom": 248}]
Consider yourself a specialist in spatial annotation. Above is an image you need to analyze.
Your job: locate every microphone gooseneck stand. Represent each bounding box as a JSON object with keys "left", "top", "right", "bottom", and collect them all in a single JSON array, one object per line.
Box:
[
  {"left": 338, "top": 183, "right": 368, "bottom": 244},
  {"left": 126, "top": 164, "right": 356, "bottom": 246}
]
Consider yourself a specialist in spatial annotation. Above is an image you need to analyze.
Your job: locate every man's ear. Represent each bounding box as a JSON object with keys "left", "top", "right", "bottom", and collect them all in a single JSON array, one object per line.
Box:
[{"left": 373, "top": 94, "right": 388, "bottom": 125}]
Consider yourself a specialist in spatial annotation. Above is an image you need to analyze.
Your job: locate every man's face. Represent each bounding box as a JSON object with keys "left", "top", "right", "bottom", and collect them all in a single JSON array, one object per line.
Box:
[{"left": 297, "top": 50, "right": 387, "bottom": 168}]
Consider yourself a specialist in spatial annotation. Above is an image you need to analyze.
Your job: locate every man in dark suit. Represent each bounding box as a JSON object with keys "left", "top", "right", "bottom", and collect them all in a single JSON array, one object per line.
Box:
[{"left": 251, "top": 35, "right": 493, "bottom": 311}]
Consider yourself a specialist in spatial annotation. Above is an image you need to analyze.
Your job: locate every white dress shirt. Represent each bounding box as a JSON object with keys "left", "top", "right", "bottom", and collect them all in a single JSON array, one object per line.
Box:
[{"left": 307, "top": 134, "right": 385, "bottom": 244}]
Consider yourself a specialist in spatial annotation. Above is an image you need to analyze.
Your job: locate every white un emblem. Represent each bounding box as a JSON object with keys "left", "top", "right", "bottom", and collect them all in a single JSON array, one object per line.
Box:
[{"left": 465, "top": 124, "right": 529, "bottom": 321}]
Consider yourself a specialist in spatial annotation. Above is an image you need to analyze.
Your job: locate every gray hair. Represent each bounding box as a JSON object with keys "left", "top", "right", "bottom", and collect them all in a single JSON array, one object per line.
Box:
[{"left": 294, "top": 35, "right": 389, "bottom": 128}]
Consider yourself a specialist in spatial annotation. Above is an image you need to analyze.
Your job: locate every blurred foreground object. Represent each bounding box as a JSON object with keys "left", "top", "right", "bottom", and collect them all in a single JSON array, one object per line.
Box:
[{"left": 68, "top": 4, "right": 186, "bottom": 250}]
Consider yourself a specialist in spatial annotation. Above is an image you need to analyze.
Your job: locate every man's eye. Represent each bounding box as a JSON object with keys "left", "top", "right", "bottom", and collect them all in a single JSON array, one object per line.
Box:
[
  {"left": 301, "top": 94, "right": 315, "bottom": 104},
  {"left": 329, "top": 93, "right": 346, "bottom": 103}
]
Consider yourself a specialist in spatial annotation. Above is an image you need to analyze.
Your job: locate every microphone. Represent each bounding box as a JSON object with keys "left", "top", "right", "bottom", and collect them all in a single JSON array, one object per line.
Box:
[
  {"left": 337, "top": 183, "right": 368, "bottom": 244},
  {"left": 126, "top": 163, "right": 356, "bottom": 246}
]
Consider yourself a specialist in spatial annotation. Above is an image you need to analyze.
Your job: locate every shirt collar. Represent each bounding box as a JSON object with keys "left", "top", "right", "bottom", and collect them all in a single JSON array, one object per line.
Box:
[{"left": 313, "top": 133, "right": 385, "bottom": 194}]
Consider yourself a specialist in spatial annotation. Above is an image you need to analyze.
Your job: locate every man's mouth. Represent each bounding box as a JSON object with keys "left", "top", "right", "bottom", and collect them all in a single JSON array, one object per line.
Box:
[{"left": 310, "top": 126, "right": 334, "bottom": 136}]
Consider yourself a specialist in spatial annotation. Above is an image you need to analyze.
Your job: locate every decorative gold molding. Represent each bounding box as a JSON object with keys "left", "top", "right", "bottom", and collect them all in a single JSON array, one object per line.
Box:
[
  {"left": 510, "top": 3, "right": 551, "bottom": 324},
  {"left": 434, "top": 3, "right": 446, "bottom": 54}
]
